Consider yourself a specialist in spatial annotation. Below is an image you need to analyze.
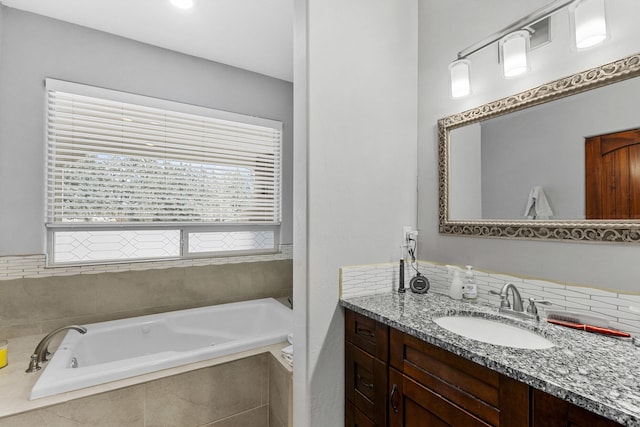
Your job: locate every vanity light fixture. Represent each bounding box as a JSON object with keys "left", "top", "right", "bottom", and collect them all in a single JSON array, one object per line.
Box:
[
  {"left": 170, "top": 0, "right": 194, "bottom": 10},
  {"left": 499, "top": 30, "right": 531, "bottom": 78},
  {"left": 571, "top": 0, "right": 607, "bottom": 49},
  {"left": 448, "top": 60, "right": 471, "bottom": 98},
  {"left": 448, "top": 0, "right": 609, "bottom": 99}
]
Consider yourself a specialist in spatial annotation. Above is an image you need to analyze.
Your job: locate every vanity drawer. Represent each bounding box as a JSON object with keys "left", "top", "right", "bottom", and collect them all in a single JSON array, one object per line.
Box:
[
  {"left": 345, "top": 342, "right": 387, "bottom": 426},
  {"left": 345, "top": 309, "right": 389, "bottom": 362},
  {"left": 390, "top": 328, "right": 529, "bottom": 426}
]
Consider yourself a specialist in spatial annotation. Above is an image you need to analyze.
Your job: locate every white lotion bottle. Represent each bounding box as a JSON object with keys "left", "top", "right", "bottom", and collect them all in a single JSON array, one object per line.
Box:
[
  {"left": 463, "top": 265, "right": 478, "bottom": 300},
  {"left": 446, "top": 265, "right": 464, "bottom": 300}
]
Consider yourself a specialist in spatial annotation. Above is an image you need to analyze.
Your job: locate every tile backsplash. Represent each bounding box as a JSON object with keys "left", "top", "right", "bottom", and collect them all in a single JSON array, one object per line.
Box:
[
  {"left": 0, "top": 244, "right": 292, "bottom": 281},
  {"left": 340, "top": 260, "right": 640, "bottom": 334}
]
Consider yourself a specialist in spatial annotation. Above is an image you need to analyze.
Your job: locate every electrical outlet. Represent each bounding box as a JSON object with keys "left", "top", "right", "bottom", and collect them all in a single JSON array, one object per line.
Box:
[
  {"left": 402, "top": 226, "right": 413, "bottom": 245},
  {"left": 402, "top": 226, "right": 418, "bottom": 261}
]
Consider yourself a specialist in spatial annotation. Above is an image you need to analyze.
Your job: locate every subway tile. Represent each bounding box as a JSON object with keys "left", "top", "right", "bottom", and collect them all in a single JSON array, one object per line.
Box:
[
  {"left": 569, "top": 296, "right": 617, "bottom": 310},
  {"left": 591, "top": 306, "right": 638, "bottom": 321},
  {"left": 609, "top": 319, "right": 640, "bottom": 335},
  {"left": 614, "top": 293, "right": 640, "bottom": 305},
  {"left": 521, "top": 288, "right": 557, "bottom": 300},
  {"left": 489, "top": 273, "right": 525, "bottom": 283},
  {"left": 543, "top": 288, "right": 589, "bottom": 299},
  {"left": 0, "top": 251, "right": 293, "bottom": 281},
  {"left": 573, "top": 286, "right": 620, "bottom": 297},
  {"left": 561, "top": 299, "right": 596, "bottom": 311}
]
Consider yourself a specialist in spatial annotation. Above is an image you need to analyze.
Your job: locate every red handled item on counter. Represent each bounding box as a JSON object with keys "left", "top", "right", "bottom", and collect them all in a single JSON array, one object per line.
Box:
[{"left": 546, "top": 318, "right": 631, "bottom": 337}]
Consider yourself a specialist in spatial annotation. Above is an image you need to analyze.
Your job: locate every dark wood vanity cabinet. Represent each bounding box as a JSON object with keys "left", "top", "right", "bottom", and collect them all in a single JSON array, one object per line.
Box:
[
  {"left": 388, "top": 328, "right": 529, "bottom": 427},
  {"left": 531, "top": 388, "right": 622, "bottom": 427},
  {"left": 345, "top": 309, "right": 389, "bottom": 426},
  {"left": 344, "top": 308, "right": 623, "bottom": 427}
]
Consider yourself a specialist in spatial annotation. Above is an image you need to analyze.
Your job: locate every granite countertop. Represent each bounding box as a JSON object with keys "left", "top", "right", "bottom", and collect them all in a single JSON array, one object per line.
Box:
[{"left": 340, "top": 291, "right": 640, "bottom": 426}]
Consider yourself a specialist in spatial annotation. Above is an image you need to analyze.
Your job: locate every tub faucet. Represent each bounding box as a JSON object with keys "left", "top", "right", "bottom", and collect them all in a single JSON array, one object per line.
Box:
[{"left": 26, "top": 325, "right": 87, "bottom": 373}]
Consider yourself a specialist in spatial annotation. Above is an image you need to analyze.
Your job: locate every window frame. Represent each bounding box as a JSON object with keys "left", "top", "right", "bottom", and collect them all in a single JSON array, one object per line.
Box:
[{"left": 44, "top": 79, "right": 283, "bottom": 267}]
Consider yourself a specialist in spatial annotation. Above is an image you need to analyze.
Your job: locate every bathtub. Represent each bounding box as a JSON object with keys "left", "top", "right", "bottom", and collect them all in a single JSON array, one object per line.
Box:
[{"left": 29, "top": 297, "right": 292, "bottom": 400}]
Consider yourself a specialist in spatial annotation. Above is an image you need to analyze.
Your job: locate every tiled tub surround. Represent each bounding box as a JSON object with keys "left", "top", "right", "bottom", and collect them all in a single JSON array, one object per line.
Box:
[
  {"left": 341, "top": 260, "right": 640, "bottom": 334},
  {"left": 0, "top": 332, "right": 292, "bottom": 426},
  {"left": 340, "top": 291, "right": 640, "bottom": 426},
  {"left": 0, "top": 258, "right": 292, "bottom": 339}
]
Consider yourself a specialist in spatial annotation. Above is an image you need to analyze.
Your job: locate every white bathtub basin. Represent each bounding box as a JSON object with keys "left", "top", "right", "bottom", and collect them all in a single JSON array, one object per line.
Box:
[
  {"left": 433, "top": 315, "right": 554, "bottom": 350},
  {"left": 30, "top": 297, "right": 292, "bottom": 400}
]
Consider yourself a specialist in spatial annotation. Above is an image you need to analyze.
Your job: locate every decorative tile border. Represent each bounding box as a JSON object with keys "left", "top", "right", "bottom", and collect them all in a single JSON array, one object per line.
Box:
[
  {"left": 0, "top": 244, "right": 293, "bottom": 281},
  {"left": 340, "top": 260, "right": 640, "bottom": 334}
]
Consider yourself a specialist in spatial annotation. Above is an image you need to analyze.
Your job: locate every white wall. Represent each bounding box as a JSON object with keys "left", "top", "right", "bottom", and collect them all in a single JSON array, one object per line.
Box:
[
  {"left": 293, "top": 0, "right": 418, "bottom": 425},
  {"left": 0, "top": 7, "right": 293, "bottom": 256},
  {"left": 418, "top": 0, "right": 640, "bottom": 292}
]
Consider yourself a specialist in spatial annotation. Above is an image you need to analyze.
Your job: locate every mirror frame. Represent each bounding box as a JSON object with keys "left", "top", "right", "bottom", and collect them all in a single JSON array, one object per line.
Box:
[{"left": 438, "top": 52, "right": 640, "bottom": 243}]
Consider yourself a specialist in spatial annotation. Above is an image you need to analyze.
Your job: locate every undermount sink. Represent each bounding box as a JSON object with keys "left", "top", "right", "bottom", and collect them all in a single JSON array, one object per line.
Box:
[{"left": 433, "top": 315, "right": 554, "bottom": 350}]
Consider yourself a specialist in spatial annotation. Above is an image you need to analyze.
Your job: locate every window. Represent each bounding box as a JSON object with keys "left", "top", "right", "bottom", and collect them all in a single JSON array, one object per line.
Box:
[{"left": 45, "top": 79, "right": 282, "bottom": 265}]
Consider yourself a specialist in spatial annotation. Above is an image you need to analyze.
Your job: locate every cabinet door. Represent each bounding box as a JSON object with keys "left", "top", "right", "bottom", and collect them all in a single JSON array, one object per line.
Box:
[
  {"left": 531, "top": 388, "right": 622, "bottom": 427},
  {"left": 345, "top": 342, "right": 388, "bottom": 426},
  {"left": 390, "top": 329, "right": 529, "bottom": 426},
  {"left": 388, "top": 368, "right": 492, "bottom": 427},
  {"left": 346, "top": 400, "right": 377, "bottom": 427}
]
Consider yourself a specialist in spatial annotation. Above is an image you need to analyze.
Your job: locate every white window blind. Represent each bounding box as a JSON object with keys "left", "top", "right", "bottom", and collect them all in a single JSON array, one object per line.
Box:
[{"left": 45, "top": 79, "right": 282, "bottom": 265}]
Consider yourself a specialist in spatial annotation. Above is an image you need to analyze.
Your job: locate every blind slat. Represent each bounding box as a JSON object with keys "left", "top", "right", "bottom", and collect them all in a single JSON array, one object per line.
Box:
[{"left": 47, "top": 85, "right": 282, "bottom": 225}]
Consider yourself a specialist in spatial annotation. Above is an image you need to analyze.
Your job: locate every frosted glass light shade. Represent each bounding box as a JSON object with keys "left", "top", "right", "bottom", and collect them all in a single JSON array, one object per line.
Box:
[
  {"left": 170, "top": 0, "right": 194, "bottom": 9},
  {"left": 572, "top": 0, "right": 607, "bottom": 49},
  {"left": 449, "top": 60, "right": 471, "bottom": 98},
  {"left": 499, "top": 31, "right": 530, "bottom": 78}
]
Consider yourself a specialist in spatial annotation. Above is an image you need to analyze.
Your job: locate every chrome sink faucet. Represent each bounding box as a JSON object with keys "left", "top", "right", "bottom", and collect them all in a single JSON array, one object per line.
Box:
[
  {"left": 26, "top": 325, "right": 87, "bottom": 373},
  {"left": 490, "top": 283, "right": 550, "bottom": 321}
]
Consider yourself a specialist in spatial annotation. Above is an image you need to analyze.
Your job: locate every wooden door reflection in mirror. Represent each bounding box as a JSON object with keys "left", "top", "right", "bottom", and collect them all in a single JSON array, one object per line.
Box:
[{"left": 586, "top": 128, "right": 640, "bottom": 219}]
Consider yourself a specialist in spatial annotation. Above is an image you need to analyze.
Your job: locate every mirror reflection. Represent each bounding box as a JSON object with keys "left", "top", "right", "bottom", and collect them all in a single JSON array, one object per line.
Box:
[{"left": 449, "top": 75, "right": 640, "bottom": 221}]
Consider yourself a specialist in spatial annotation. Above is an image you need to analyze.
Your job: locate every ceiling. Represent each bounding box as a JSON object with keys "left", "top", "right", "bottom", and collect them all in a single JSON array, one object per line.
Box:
[{"left": 1, "top": 0, "right": 294, "bottom": 82}]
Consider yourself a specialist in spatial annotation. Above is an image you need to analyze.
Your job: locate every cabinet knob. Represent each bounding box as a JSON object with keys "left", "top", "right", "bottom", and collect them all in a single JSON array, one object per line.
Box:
[{"left": 356, "top": 374, "right": 374, "bottom": 389}]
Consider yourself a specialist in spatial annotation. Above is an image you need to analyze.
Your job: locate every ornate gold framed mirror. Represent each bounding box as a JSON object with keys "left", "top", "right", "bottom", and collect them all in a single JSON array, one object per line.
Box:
[{"left": 438, "top": 52, "right": 640, "bottom": 242}]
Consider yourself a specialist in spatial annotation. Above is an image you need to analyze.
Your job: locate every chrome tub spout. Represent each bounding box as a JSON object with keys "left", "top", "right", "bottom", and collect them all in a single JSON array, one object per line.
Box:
[{"left": 26, "top": 325, "right": 87, "bottom": 373}]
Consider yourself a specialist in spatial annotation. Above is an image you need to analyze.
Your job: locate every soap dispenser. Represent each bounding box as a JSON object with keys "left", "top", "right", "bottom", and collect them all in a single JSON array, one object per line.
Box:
[
  {"left": 463, "top": 265, "right": 478, "bottom": 300},
  {"left": 446, "top": 265, "right": 463, "bottom": 300}
]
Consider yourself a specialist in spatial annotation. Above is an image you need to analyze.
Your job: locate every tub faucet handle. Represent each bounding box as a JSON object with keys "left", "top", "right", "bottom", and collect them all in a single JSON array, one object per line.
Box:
[{"left": 26, "top": 354, "right": 40, "bottom": 373}]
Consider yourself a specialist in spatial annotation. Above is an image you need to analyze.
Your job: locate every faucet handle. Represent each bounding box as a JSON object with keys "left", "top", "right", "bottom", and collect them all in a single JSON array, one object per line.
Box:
[
  {"left": 526, "top": 298, "right": 551, "bottom": 315},
  {"left": 25, "top": 354, "right": 41, "bottom": 373},
  {"left": 489, "top": 289, "right": 510, "bottom": 309}
]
